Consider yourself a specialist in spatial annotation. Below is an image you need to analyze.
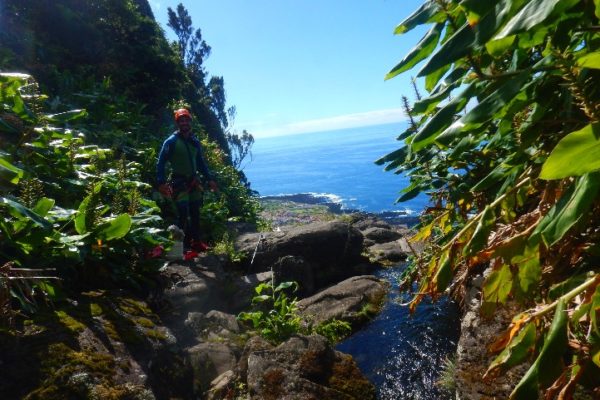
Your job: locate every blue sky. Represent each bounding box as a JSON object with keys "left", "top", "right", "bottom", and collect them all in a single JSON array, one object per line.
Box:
[{"left": 148, "top": 1, "right": 426, "bottom": 137}]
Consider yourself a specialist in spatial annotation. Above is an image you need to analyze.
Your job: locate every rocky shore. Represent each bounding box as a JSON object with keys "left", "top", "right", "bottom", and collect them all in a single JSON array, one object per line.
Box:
[{"left": 1, "top": 197, "right": 414, "bottom": 399}]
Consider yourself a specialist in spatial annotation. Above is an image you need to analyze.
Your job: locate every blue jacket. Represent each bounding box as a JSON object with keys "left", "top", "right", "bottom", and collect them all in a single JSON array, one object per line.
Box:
[{"left": 156, "top": 132, "right": 213, "bottom": 185}]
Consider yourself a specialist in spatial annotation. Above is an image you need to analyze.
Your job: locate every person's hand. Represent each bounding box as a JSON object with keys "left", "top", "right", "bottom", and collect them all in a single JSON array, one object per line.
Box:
[
  {"left": 208, "top": 180, "right": 218, "bottom": 192},
  {"left": 158, "top": 183, "right": 172, "bottom": 198}
]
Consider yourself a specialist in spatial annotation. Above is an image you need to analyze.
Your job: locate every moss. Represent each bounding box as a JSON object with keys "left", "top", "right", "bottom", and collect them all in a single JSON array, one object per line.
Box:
[
  {"left": 134, "top": 317, "right": 155, "bottom": 328},
  {"left": 145, "top": 328, "right": 167, "bottom": 341},
  {"left": 25, "top": 343, "right": 118, "bottom": 400},
  {"left": 89, "top": 303, "right": 103, "bottom": 317},
  {"left": 54, "top": 310, "right": 86, "bottom": 333},
  {"left": 261, "top": 368, "right": 285, "bottom": 400},
  {"left": 328, "top": 355, "right": 376, "bottom": 400},
  {"left": 116, "top": 297, "right": 152, "bottom": 316}
]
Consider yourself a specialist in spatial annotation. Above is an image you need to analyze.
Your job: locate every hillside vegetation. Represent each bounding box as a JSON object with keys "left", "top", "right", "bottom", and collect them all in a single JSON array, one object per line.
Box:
[{"left": 0, "top": 1, "right": 260, "bottom": 325}]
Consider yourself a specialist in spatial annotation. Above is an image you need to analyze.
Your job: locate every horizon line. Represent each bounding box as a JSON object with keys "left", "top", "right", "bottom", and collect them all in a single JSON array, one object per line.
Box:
[{"left": 238, "top": 107, "right": 408, "bottom": 138}]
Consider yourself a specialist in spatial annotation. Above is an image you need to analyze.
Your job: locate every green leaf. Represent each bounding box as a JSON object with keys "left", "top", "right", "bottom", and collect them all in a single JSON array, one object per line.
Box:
[
  {"left": 483, "top": 264, "right": 513, "bottom": 305},
  {"left": 576, "top": 52, "right": 600, "bottom": 69},
  {"left": 424, "top": 63, "right": 452, "bottom": 92},
  {"left": 533, "top": 172, "right": 600, "bottom": 247},
  {"left": 463, "top": 206, "right": 496, "bottom": 256},
  {"left": 487, "top": 322, "right": 536, "bottom": 375},
  {"left": 512, "top": 244, "right": 541, "bottom": 294},
  {"left": 495, "top": 0, "right": 561, "bottom": 40},
  {"left": 510, "top": 300, "right": 568, "bottom": 399},
  {"left": 74, "top": 182, "right": 102, "bottom": 234},
  {"left": 393, "top": 1, "right": 442, "bottom": 34},
  {"left": 460, "top": 0, "right": 503, "bottom": 25},
  {"left": 0, "top": 157, "right": 23, "bottom": 185},
  {"left": 541, "top": 123, "right": 600, "bottom": 179},
  {"left": 596, "top": 0, "right": 600, "bottom": 19},
  {"left": 433, "top": 249, "right": 452, "bottom": 292},
  {"left": 386, "top": 23, "right": 444, "bottom": 80},
  {"left": 95, "top": 214, "right": 132, "bottom": 241},
  {"left": 486, "top": 36, "right": 516, "bottom": 57},
  {"left": 411, "top": 83, "right": 477, "bottom": 150},
  {"left": 418, "top": 23, "right": 474, "bottom": 77},
  {"left": 33, "top": 197, "right": 55, "bottom": 217},
  {"left": 45, "top": 109, "right": 88, "bottom": 123},
  {"left": 0, "top": 197, "right": 52, "bottom": 229}
]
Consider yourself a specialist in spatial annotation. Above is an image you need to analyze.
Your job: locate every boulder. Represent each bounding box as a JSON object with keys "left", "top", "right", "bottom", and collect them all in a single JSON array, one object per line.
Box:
[
  {"left": 298, "top": 275, "right": 388, "bottom": 328},
  {"left": 242, "top": 334, "right": 376, "bottom": 400},
  {"left": 235, "top": 221, "right": 367, "bottom": 294},
  {"left": 362, "top": 226, "right": 403, "bottom": 243},
  {"left": 366, "top": 240, "right": 410, "bottom": 264},
  {"left": 187, "top": 341, "right": 240, "bottom": 395}
]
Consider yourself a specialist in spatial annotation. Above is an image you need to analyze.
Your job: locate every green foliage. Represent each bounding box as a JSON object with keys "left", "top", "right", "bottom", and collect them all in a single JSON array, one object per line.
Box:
[
  {"left": 314, "top": 319, "right": 352, "bottom": 344},
  {"left": 237, "top": 280, "right": 301, "bottom": 344},
  {"left": 383, "top": 0, "right": 600, "bottom": 397},
  {"left": 0, "top": 73, "right": 170, "bottom": 322}
]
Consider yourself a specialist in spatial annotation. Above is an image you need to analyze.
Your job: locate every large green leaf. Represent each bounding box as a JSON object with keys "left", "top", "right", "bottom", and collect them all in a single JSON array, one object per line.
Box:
[
  {"left": 512, "top": 244, "right": 541, "bottom": 294},
  {"left": 45, "top": 109, "right": 88, "bottom": 123},
  {"left": 436, "top": 73, "right": 529, "bottom": 145},
  {"left": 486, "top": 322, "right": 536, "bottom": 376},
  {"left": 463, "top": 206, "right": 496, "bottom": 256},
  {"left": 393, "top": 1, "right": 442, "bottom": 34},
  {"left": 386, "top": 23, "right": 444, "bottom": 80},
  {"left": 510, "top": 300, "right": 567, "bottom": 399},
  {"left": 433, "top": 249, "right": 452, "bottom": 292},
  {"left": 576, "top": 52, "right": 600, "bottom": 69},
  {"left": 95, "top": 214, "right": 132, "bottom": 241},
  {"left": 418, "top": 23, "right": 474, "bottom": 77},
  {"left": 483, "top": 264, "right": 513, "bottom": 304},
  {"left": 411, "top": 83, "right": 477, "bottom": 150},
  {"left": 0, "top": 196, "right": 52, "bottom": 229},
  {"left": 534, "top": 172, "right": 600, "bottom": 247},
  {"left": 495, "top": 0, "right": 561, "bottom": 40},
  {"left": 32, "top": 197, "right": 55, "bottom": 217},
  {"left": 0, "top": 157, "right": 23, "bottom": 186},
  {"left": 540, "top": 123, "right": 600, "bottom": 179}
]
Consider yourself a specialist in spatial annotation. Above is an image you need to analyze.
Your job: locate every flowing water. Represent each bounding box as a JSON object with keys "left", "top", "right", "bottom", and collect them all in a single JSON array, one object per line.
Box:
[
  {"left": 245, "top": 125, "right": 460, "bottom": 398},
  {"left": 336, "top": 266, "right": 461, "bottom": 399}
]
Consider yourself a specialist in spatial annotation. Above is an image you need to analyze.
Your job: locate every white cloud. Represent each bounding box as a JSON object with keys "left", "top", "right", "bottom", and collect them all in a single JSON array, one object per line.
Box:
[{"left": 248, "top": 108, "right": 408, "bottom": 138}]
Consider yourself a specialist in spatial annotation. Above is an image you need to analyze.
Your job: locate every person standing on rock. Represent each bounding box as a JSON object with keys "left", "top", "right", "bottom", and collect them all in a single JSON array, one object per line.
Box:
[{"left": 156, "top": 108, "right": 218, "bottom": 252}]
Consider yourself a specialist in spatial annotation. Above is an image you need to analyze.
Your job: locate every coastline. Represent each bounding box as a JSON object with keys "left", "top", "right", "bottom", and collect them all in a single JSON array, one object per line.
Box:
[{"left": 259, "top": 193, "right": 421, "bottom": 227}]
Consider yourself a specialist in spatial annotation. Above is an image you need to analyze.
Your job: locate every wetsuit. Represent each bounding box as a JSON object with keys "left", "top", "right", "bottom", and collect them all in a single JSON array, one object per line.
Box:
[{"left": 156, "top": 132, "right": 213, "bottom": 247}]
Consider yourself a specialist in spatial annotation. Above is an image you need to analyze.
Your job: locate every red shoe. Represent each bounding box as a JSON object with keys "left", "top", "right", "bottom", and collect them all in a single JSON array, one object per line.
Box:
[
  {"left": 184, "top": 250, "right": 199, "bottom": 261},
  {"left": 191, "top": 240, "right": 210, "bottom": 252}
]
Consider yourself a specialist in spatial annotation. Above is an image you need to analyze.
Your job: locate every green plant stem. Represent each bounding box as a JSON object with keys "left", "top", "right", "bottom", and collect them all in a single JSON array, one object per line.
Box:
[
  {"left": 439, "top": 175, "right": 532, "bottom": 253},
  {"left": 527, "top": 273, "right": 600, "bottom": 320}
]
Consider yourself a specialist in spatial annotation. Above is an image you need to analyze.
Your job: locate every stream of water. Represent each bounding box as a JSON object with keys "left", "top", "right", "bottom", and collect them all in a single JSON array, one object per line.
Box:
[{"left": 336, "top": 266, "right": 461, "bottom": 399}]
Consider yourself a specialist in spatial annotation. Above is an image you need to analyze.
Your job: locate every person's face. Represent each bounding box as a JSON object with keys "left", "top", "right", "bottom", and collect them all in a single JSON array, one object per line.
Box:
[{"left": 176, "top": 116, "right": 192, "bottom": 136}]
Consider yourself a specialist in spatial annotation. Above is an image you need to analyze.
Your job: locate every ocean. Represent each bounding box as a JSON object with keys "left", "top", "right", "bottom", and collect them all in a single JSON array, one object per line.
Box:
[{"left": 243, "top": 123, "right": 429, "bottom": 215}]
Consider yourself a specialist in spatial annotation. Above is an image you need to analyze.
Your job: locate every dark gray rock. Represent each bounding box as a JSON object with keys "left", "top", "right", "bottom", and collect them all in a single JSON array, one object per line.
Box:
[
  {"left": 242, "top": 334, "right": 376, "bottom": 400},
  {"left": 362, "top": 226, "right": 403, "bottom": 243},
  {"left": 367, "top": 241, "right": 409, "bottom": 264},
  {"left": 187, "top": 342, "right": 240, "bottom": 395},
  {"left": 298, "top": 275, "right": 388, "bottom": 328},
  {"left": 235, "top": 221, "right": 367, "bottom": 293}
]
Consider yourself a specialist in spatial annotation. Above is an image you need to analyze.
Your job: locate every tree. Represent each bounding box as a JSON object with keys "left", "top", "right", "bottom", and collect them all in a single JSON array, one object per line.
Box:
[
  {"left": 380, "top": 1, "right": 600, "bottom": 398},
  {"left": 167, "top": 3, "right": 211, "bottom": 91}
]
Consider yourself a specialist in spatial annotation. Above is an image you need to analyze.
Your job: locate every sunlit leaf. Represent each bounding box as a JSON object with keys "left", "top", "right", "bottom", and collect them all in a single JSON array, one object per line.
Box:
[
  {"left": 483, "top": 264, "right": 513, "bottom": 305},
  {"left": 0, "top": 196, "right": 52, "bottom": 229},
  {"left": 463, "top": 206, "right": 495, "bottom": 256},
  {"left": 95, "top": 214, "right": 131, "bottom": 241},
  {"left": 533, "top": 172, "right": 600, "bottom": 247},
  {"left": 540, "top": 124, "right": 600, "bottom": 179},
  {"left": 45, "top": 109, "right": 88, "bottom": 123},
  {"left": 512, "top": 244, "right": 541, "bottom": 295},
  {"left": 393, "top": 1, "right": 442, "bottom": 34},
  {"left": 495, "top": 0, "right": 561, "bottom": 40},
  {"left": 510, "top": 300, "right": 568, "bottom": 399},
  {"left": 485, "top": 322, "right": 536, "bottom": 378},
  {"left": 386, "top": 23, "right": 444, "bottom": 80}
]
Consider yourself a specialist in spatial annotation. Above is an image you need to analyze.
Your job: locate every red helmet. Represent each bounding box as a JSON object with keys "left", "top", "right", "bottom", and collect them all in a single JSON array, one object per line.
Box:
[{"left": 174, "top": 108, "right": 192, "bottom": 121}]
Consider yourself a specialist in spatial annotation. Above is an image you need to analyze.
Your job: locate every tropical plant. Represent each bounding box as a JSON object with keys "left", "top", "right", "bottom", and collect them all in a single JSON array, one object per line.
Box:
[
  {"left": 237, "top": 280, "right": 302, "bottom": 344},
  {"left": 0, "top": 72, "right": 170, "bottom": 322},
  {"left": 379, "top": 1, "right": 600, "bottom": 398}
]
